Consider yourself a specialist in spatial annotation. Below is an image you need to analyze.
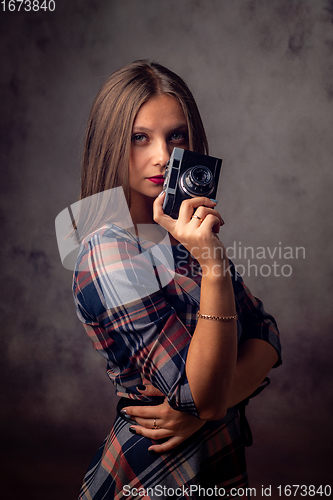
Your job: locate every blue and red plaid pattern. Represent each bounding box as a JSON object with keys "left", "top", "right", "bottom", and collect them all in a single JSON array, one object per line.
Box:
[{"left": 73, "top": 224, "right": 281, "bottom": 499}]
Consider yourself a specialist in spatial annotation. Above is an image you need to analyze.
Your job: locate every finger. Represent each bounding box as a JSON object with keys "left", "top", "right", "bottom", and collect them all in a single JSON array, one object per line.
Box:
[
  {"left": 153, "top": 192, "right": 177, "bottom": 232},
  {"left": 129, "top": 425, "right": 172, "bottom": 440},
  {"left": 137, "top": 384, "right": 165, "bottom": 397},
  {"left": 177, "top": 197, "right": 217, "bottom": 225},
  {"left": 191, "top": 207, "right": 224, "bottom": 227},
  {"left": 193, "top": 206, "right": 222, "bottom": 221},
  {"left": 198, "top": 213, "right": 222, "bottom": 234},
  {"left": 148, "top": 436, "right": 184, "bottom": 453},
  {"left": 154, "top": 194, "right": 218, "bottom": 228},
  {"left": 153, "top": 190, "right": 166, "bottom": 214},
  {"left": 122, "top": 404, "right": 164, "bottom": 420},
  {"left": 133, "top": 416, "right": 163, "bottom": 429}
]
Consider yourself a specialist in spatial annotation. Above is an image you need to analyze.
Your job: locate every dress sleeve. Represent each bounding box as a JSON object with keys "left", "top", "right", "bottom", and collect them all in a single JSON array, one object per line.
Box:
[
  {"left": 73, "top": 227, "right": 198, "bottom": 416},
  {"left": 230, "top": 261, "right": 282, "bottom": 367}
]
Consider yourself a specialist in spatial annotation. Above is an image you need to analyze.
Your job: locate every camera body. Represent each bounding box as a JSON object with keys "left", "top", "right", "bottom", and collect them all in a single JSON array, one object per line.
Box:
[{"left": 162, "top": 148, "right": 222, "bottom": 218}]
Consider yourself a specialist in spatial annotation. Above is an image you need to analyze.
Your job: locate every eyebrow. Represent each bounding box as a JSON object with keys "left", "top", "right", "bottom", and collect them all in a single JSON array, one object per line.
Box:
[{"left": 132, "top": 123, "right": 188, "bottom": 133}]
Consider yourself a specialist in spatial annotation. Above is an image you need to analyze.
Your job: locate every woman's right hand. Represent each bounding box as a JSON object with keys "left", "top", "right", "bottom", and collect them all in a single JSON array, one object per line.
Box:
[
  {"left": 122, "top": 385, "right": 207, "bottom": 453},
  {"left": 153, "top": 193, "right": 227, "bottom": 270}
]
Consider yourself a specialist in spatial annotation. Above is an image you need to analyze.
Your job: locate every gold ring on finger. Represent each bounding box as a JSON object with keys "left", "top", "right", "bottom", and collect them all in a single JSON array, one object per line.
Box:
[
  {"left": 153, "top": 418, "right": 160, "bottom": 430},
  {"left": 191, "top": 215, "right": 203, "bottom": 222}
]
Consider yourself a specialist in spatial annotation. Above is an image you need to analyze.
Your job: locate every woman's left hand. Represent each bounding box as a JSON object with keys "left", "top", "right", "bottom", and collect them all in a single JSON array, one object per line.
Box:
[{"left": 122, "top": 385, "right": 206, "bottom": 453}]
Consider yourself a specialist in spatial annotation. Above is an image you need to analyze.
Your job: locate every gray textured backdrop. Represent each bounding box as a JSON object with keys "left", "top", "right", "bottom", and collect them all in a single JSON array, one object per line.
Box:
[{"left": 1, "top": 1, "right": 332, "bottom": 498}]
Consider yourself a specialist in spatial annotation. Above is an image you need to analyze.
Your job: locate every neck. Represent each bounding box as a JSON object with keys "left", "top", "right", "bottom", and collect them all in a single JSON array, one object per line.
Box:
[
  {"left": 129, "top": 191, "right": 180, "bottom": 246},
  {"left": 129, "top": 192, "right": 155, "bottom": 225}
]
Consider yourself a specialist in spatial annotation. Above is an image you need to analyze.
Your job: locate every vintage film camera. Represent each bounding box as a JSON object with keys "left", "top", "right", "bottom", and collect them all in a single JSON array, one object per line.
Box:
[{"left": 162, "top": 148, "right": 222, "bottom": 218}]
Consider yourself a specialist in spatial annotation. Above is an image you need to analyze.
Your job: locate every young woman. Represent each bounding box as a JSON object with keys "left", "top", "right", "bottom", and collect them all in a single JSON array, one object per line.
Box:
[{"left": 73, "top": 60, "right": 281, "bottom": 499}]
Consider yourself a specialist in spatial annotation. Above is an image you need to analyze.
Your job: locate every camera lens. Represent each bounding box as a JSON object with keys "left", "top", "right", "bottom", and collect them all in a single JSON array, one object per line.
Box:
[
  {"left": 191, "top": 167, "right": 212, "bottom": 185},
  {"left": 180, "top": 166, "right": 214, "bottom": 196}
]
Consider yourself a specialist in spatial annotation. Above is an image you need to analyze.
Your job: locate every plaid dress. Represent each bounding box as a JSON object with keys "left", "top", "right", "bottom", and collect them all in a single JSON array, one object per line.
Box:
[{"left": 73, "top": 224, "right": 281, "bottom": 500}]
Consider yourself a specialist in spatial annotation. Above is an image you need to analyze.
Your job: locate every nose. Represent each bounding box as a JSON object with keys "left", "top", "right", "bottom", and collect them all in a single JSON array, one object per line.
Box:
[{"left": 152, "top": 139, "right": 170, "bottom": 168}]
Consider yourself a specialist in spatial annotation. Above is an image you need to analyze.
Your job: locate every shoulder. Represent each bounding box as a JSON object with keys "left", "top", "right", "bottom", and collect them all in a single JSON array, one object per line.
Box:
[
  {"left": 83, "top": 223, "right": 137, "bottom": 248},
  {"left": 73, "top": 223, "right": 141, "bottom": 295},
  {"left": 76, "top": 224, "right": 139, "bottom": 265}
]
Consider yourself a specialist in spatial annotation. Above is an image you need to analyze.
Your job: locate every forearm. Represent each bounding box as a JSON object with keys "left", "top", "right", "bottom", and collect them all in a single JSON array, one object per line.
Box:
[
  {"left": 124, "top": 340, "right": 278, "bottom": 453},
  {"left": 227, "top": 338, "right": 279, "bottom": 408},
  {"left": 153, "top": 194, "right": 270, "bottom": 421},
  {"left": 186, "top": 260, "right": 238, "bottom": 420}
]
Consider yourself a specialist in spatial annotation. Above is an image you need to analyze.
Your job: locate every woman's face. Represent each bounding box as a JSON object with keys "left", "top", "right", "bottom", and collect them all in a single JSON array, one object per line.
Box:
[{"left": 129, "top": 94, "right": 189, "bottom": 207}]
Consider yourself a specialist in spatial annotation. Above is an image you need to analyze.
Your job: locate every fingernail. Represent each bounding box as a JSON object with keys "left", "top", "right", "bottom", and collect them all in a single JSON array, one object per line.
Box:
[
  {"left": 158, "top": 190, "right": 165, "bottom": 197},
  {"left": 129, "top": 427, "right": 137, "bottom": 434},
  {"left": 209, "top": 198, "right": 218, "bottom": 204},
  {"left": 221, "top": 218, "right": 225, "bottom": 226},
  {"left": 136, "top": 384, "right": 146, "bottom": 391},
  {"left": 120, "top": 409, "right": 132, "bottom": 421}
]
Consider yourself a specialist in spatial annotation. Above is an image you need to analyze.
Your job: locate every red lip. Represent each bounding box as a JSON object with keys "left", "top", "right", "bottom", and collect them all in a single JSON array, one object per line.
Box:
[{"left": 147, "top": 176, "right": 164, "bottom": 185}]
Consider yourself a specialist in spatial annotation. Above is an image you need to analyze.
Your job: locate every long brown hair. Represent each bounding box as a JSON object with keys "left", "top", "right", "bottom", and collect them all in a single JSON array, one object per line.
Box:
[
  {"left": 81, "top": 60, "right": 208, "bottom": 203},
  {"left": 75, "top": 61, "right": 209, "bottom": 239}
]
